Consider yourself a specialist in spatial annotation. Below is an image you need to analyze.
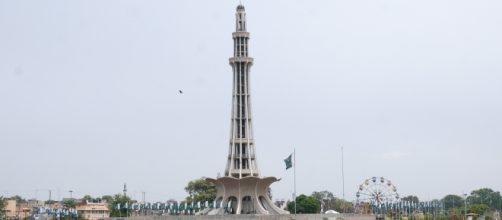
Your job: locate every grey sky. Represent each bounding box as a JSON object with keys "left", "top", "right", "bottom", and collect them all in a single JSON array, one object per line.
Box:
[{"left": 1, "top": 0, "right": 501, "bottom": 203}]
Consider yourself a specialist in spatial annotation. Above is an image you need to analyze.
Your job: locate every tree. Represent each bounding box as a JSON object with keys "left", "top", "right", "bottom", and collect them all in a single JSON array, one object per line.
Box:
[
  {"left": 468, "top": 204, "right": 490, "bottom": 215},
  {"left": 184, "top": 178, "right": 216, "bottom": 203},
  {"left": 312, "top": 191, "right": 335, "bottom": 211},
  {"left": 441, "top": 194, "right": 464, "bottom": 210},
  {"left": 468, "top": 188, "right": 502, "bottom": 210},
  {"left": 402, "top": 195, "right": 420, "bottom": 204},
  {"left": 9, "top": 195, "right": 26, "bottom": 203},
  {"left": 82, "top": 195, "right": 93, "bottom": 202},
  {"left": 287, "top": 194, "right": 321, "bottom": 214},
  {"left": 334, "top": 199, "right": 354, "bottom": 213},
  {"left": 108, "top": 194, "right": 132, "bottom": 217},
  {"left": 101, "top": 195, "right": 113, "bottom": 204},
  {"left": 311, "top": 190, "right": 353, "bottom": 213},
  {"left": 0, "top": 196, "right": 7, "bottom": 218},
  {"left": 63, "top": 199, "right": 76, "bottom": 208},
  {"left": 45, "top": 200, "right": 57, "bottom": 205}
]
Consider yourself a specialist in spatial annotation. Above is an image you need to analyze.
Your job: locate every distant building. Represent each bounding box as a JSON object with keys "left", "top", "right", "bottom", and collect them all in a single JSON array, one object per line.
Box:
[
  {"left": 27, "top": 199, "right": 44, "bottom": 208},
  {"left": 4, "top": 200, "right": 33, "bottom": 219},
  {"left": 16, "top": 202, "right": 31, "bottom": 219},
  {"left": 4, "top": 200, "right": 16, "bottom": 219},
  {"left": 47, "top": 202, "right": 64, "bottom": 210},
  {"left": 76, "top": 201, "right": 110, "bottom": 220}
]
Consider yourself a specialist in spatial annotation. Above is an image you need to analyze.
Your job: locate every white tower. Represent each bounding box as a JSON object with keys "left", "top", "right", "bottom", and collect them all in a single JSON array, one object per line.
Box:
[
  {"left": 225, "top": 4, "right": 259, "bottom": 179},
  {"left": 206, "top": 4, "right": 289, "bottom": 215}
]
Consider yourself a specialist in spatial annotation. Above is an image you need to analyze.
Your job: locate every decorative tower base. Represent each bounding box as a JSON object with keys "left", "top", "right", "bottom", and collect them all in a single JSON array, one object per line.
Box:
[
  {"left": 205, "top": 176, "right": 289, "bottom": 215},
  {"left": 204, "top": 4, "right": 288, "bottom": 215}
]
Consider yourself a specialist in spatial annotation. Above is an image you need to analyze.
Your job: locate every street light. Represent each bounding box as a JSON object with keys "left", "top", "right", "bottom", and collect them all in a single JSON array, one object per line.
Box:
[{"left": 463, "top": 193, "right": 467, "bottom": 220}]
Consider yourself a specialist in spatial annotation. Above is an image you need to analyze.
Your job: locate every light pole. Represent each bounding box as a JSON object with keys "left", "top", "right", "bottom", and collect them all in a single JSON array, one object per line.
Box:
[
  {"left": 69, "top": 190, "right": 73, "bottom": 199},
  {"left": 463, "top": 193, "right": 467, "bottom": 220}
]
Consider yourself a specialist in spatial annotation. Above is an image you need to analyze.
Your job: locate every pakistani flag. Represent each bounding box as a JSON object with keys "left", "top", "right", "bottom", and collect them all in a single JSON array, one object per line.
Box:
[{"left": 284, "top": 154, "right": 293, "bottom": 170}]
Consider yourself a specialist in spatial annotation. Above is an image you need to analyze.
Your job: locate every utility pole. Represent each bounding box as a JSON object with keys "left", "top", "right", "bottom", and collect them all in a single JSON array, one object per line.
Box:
[
  {"left": 294, "top": 148, "right": 297, "bottom": 215},
  {"left": 341, "top": 146, "right": 345, "bottom": 213},
  {"left": 463, "top": 193, "right": 467, "bottom": 220},
  {"left": 49, "top": 190, "right": 52, "bottom": 201}
]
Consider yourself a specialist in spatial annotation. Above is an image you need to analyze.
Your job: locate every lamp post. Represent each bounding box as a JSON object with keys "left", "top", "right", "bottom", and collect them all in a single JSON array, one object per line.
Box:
[{"left": 463, "top": 193, "right": 467, "bottom": 220}]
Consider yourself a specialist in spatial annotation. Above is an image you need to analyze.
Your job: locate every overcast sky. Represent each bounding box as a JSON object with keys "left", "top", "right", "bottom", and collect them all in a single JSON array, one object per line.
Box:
[{"left": 1, "top": 0, "right": 501, "bottom": 203}]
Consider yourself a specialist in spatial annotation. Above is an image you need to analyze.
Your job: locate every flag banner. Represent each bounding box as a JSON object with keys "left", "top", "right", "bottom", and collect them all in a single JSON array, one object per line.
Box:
[{"left": 284, "top": 154, "right": 293, "bottom": 170}]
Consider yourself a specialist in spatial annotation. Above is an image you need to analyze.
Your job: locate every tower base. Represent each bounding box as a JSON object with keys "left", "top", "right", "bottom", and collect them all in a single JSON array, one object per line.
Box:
[{"left": 204, "top": 176, "right": 289, "bottom": 215}]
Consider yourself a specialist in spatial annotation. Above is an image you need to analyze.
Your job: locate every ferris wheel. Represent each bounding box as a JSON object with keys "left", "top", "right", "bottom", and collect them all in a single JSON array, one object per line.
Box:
[{"left": 355, "top": 176, "right": 399, "bottom": 206}]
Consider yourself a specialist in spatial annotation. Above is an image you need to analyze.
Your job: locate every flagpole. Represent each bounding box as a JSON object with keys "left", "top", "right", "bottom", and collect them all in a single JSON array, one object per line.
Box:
[
  {"left": 341, "top": 146, "right": 345, "bottom": 213},
  {"left": 294, "top": 148, "right": 297, "bottom": 215}
]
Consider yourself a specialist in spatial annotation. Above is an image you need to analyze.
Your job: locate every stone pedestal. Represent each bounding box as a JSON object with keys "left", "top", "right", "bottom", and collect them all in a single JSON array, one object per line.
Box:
[{"left": 205, "top": 176, "right": 289, "bottom": 215}]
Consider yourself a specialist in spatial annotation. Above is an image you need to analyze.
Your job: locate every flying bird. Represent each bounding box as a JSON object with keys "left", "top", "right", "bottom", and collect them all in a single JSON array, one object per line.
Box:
[{"left": 179, "top": 90, "right": 183, "bottom": 94}]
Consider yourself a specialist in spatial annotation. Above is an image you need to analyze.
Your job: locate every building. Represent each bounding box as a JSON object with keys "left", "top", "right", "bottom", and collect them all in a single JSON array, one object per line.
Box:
[
  {"left": 4, "top": 200, "right": 17, "bottom": 219},
  {"left": 76, "top": 201, "right": 110, "bottom": 220},
  {"left": 3, "top": 200, "right": 34, "bottom": 219},
  {"left": 205, "top": 4, "right": 289, "bottom": 215}
]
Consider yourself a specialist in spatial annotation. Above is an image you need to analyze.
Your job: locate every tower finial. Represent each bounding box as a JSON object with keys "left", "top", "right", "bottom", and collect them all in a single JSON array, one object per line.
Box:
[{"left": 123, "top": 183, "right": 127, "bottom": 196}]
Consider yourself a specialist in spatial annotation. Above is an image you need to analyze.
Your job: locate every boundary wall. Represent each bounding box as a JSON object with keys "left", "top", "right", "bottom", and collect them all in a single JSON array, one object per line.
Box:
[{"left": 109, "top": 214, "right": 375, "bottom": 220}]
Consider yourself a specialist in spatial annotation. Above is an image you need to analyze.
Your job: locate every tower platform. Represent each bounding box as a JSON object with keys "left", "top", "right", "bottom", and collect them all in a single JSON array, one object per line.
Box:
[{"left": 205, "top": 176, "right": 289, "bottom": 215}]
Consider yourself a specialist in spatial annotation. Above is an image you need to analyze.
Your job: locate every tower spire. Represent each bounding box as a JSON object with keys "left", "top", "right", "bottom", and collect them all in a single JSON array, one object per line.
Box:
[{"left": 225, "top": 3, "right": 257, "bottom": 179}]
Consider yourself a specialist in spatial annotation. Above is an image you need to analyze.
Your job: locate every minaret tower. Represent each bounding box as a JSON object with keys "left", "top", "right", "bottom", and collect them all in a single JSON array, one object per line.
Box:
[
  {"left": 225, "top": 4, "right": 259, "bottom": 178},
  {"left": 205, "top": 4, "right": 289, "bottom": 215}
]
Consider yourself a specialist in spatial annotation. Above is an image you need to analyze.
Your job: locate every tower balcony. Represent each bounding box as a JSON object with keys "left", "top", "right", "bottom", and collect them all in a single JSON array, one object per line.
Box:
[
  {"left": 229, "top": 57, "right": 254, "bottom": 64},
  {"left": 230, "top": 138, "right": 254, "bottom": 144},
  {"left": 228, "top": 153, "right": 256, "bottom": 159},
  {"left": 232, "top": 32, "right": 250, "bottom": 38},
  {"left": 231, "top": 116, "right": 252, "bottom": 120},
  {"left": 237, "top": 169, "right": 258, "bottom": 175}
]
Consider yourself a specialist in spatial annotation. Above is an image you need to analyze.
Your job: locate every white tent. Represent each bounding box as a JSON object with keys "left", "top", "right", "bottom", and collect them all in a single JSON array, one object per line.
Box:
[{"left": 325, "top": 210, "right": 340, "bottom": 214}]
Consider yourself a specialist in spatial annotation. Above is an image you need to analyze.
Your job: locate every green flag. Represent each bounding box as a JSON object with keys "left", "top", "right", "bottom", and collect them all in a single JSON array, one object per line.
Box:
[{"left": 284, "top": 154, "right": 292, "bottom": 170}]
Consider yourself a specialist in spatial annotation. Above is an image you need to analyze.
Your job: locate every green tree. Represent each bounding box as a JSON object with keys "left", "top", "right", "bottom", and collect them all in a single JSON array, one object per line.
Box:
[
  {"left": 0, "top": 196, "right": 7, "bottom": 218},
  {"left": 101, "top": 195, "right": 113, "bottom": 203},
  {"left": 312, "top": 191, "right": 335, "bottom": 211},
  {"left": 287, "top": 194, "right": 321, "bottom": 214},
  {"left": 63, "top": 199, "right": 76, "bottom": 208},
  {"left": 45, "top": 200, "right": 57, "bottom": 205},
  {"left": 441, "top": 194, "right": 464, "bottom": 210},
  {"left": 311, "top": 190, "right": 353, "bottom": 213},
  {"left": 9, "top": 195, "right": 26, "bottom": 203},
  {"left": 402, "top": 195, "right": 420, "bottom": 203},
  {"left": 468, "top": 188, "right": 502, "bottom": 210},
  {"left": 334, "top": 199, "right": 354, "bottom": 213},
  {"left": 109, "top": 194, "right": 132, "bottom": 217},
  {"left": 467, "top": 204, "right": 490, "bottom": 215},
  {"left": 184, "top": 178, "right": 216, "bottom": 203},
  {"left": 82, "top": 195, "right": 93, "bottom": 202}
]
